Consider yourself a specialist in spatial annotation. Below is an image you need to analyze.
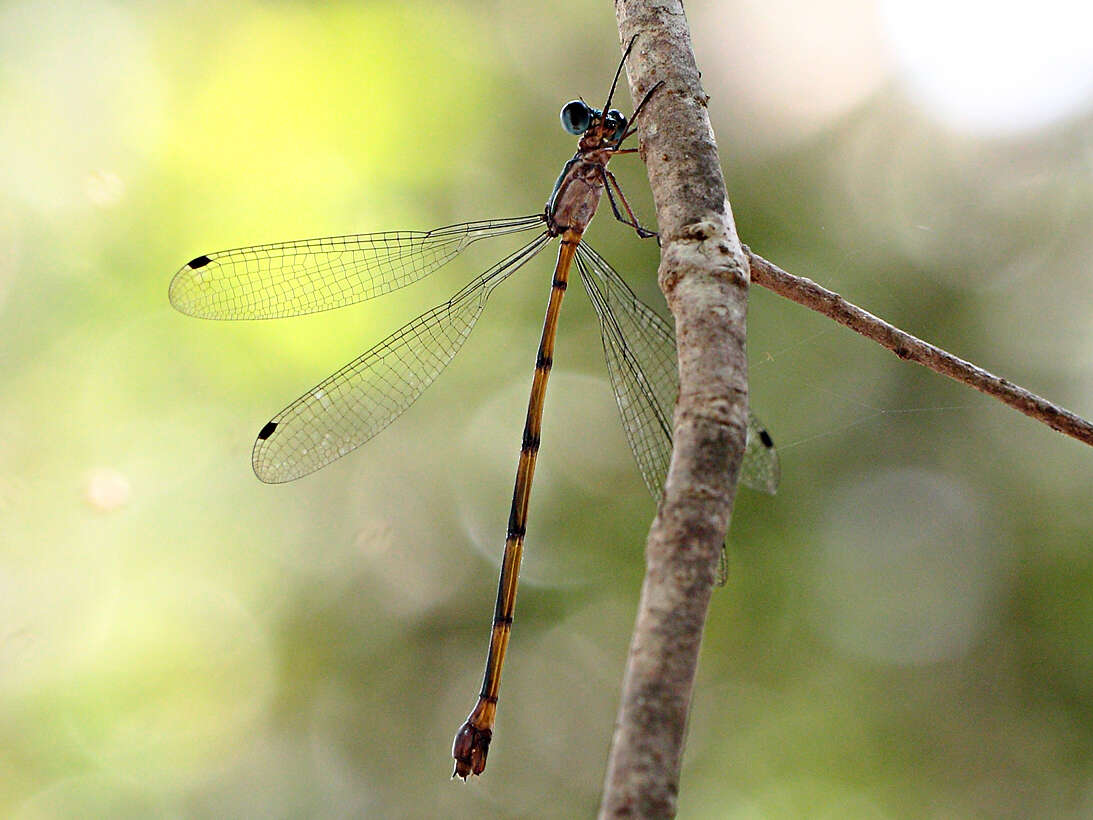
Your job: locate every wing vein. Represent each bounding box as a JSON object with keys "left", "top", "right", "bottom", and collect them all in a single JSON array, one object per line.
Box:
[
  {"left": 576, "top": 241, "right": 780, "bottom": 498},
  {"left": 251, "top": 231, "right": 551, "bottom": 483},
  {"left": 170, "top": 214, "right": 545, "bottom": 320}
]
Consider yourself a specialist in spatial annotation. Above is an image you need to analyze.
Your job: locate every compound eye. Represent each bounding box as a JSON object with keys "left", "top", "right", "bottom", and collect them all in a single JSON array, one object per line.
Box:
[
  {"left": 604, "top": 109, "right": 628, "bottom": 142},
  {"left": 560, "top": 100, "right": 593, "bottom": 135}
]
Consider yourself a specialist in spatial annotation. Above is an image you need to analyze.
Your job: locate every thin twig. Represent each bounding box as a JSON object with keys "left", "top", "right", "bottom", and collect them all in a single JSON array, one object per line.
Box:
[
  {"left": 601, "top": 3, "right": 747, "bottom": 818},
  {"left": 746, "top": 249, "right": 1093, "bottom": 447}
]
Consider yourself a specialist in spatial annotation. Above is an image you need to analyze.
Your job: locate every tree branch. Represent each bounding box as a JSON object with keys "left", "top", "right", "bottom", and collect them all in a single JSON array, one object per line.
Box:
[
  {"left": 601, "top": 3, "right": 747, "bottom": 817},
  {"left": 746, "top": 250, "right": 1093, "bottom": 447},
  {"left": 602, "top": 4, "right": 1093, "bottom": 819}
]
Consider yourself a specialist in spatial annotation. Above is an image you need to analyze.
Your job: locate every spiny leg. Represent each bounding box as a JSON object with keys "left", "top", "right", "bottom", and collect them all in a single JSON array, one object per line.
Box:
[
  {"left": 602, "top": 168, "right": 658, "bottom": 240},
  {"left": 603, "top": 35, "right": 639, "bottom": 113},
  {"left": 614, "top": 80, "right": 665, "bottom": 148}
]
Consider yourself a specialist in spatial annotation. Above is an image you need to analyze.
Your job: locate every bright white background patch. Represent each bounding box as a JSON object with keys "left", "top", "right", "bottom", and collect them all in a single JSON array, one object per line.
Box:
[{"left": 878, "top": 0, "right": 1093, "bottom": 134}]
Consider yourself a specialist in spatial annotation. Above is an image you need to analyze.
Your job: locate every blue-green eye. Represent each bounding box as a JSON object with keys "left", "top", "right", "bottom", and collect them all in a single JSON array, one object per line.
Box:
[
  {"left": 604, "top": 108, "right": 627, "bottom": 142},
  {"left": 561, "top": 100, "right": 593, "bottom": 135}
]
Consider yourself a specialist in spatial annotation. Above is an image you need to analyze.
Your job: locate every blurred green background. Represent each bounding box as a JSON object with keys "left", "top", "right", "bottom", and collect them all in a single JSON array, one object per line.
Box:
[{"left": 3, "top": 1, "right": 1093, "bottom": 817}]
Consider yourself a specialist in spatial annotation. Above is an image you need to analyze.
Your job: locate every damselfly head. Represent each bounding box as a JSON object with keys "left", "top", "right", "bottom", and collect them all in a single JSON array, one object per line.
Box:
[
  {"left": 560, "top": 100, "right": 628, "bottom": 146},
  {"left": 560, "top": 100, "right": 595, "bottom": 135}
]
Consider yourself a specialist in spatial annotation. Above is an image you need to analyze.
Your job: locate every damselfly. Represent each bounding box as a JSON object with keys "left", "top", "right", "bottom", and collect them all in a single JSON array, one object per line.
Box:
[{"left": 169, "top": 37, "right": 779, "bottom": 779}]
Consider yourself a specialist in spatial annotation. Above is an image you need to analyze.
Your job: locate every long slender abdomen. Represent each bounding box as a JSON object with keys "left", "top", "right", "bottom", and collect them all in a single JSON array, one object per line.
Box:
[{"left": 452, "top": 233, "right": 581, "bottom": 779}]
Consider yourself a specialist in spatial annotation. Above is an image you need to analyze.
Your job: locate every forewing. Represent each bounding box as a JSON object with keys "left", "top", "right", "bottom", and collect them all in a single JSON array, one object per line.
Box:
[
  {"left": 252, "top": 232, "right": 550, "bottom": 482},
  {"left": 576, "top": 245, "right": 673, "bottom": 501},
  {"left": 575, "top": 242, "right": 779, "bottom": 498},
  {"left": 169, "top": 215, "right": 544, "bottom": 320},
  {"left": 741, "top": 414, "right": 781, "bottom": 495}
]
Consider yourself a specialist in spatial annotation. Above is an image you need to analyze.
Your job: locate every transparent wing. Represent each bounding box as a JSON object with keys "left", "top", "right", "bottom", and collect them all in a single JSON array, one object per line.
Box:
[
  {"left": 169, "top": 214, "right": 545, "bottom": 320},
  {"left": 252, "top": 232, "right": 551, "bottom": 483},
  {"left": 575, "top": 242, "right": 780, "bottom": 499}
]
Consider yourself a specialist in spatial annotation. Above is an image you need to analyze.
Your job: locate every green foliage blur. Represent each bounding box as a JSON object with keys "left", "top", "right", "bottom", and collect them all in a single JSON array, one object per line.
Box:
[{"left": 3, "top": 1, "right": 1093, "bottom": 817}]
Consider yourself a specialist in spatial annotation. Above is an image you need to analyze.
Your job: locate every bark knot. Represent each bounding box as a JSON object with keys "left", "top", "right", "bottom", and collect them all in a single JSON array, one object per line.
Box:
[{"left": 679, "top": 220, "right": 717, "bottom": 242}]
